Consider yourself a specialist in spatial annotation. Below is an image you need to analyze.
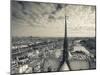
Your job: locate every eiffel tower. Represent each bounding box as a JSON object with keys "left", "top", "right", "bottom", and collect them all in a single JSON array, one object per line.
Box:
[{"left": 57, "top": 6, "right": 71, "bottom": 71}]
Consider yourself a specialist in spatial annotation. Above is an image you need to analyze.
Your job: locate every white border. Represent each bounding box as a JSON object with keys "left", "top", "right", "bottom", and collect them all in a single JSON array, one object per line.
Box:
[{"left": 0, "top": 0, "right": 100, "bottom": 75}]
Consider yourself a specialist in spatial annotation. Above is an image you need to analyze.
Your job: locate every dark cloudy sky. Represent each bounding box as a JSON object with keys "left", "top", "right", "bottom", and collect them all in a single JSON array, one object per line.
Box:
[{"left": 11, "top": 1, "right": 96, "bottom": 37}]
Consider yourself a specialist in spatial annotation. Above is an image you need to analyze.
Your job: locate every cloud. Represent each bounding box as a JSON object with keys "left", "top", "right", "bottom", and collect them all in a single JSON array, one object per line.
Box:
[
  {"left": 11, "top": 1, "right": 95, "bottom": 37},
  {"left": 12, "top": 1, "right": 56, "bottom": 26}
]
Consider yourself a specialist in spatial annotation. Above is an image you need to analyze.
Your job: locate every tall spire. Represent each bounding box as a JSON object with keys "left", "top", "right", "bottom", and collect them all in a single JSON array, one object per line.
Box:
[
  {"left": 64, "top": 15, "right": 67, "bottom": 51},
  {"left": 64, "top": 5, "right": 67, "bottom": 49},
  {"left": 64, "top": 11, "right": 71, "bottom": 70},
  {"left": 58, "top": 5, "right": 71, "bottom": 71}
]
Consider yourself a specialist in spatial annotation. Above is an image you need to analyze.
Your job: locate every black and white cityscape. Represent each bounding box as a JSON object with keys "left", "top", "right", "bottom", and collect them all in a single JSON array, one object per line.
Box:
[{"left": 11, "top": 0, "right": 96, "bottom": 75}]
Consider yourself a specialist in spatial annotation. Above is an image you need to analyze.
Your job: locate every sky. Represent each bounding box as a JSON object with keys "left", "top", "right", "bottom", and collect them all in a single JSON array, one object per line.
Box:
[{"left": 11, "top": 1, "right": 96, "bottom": 37}]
